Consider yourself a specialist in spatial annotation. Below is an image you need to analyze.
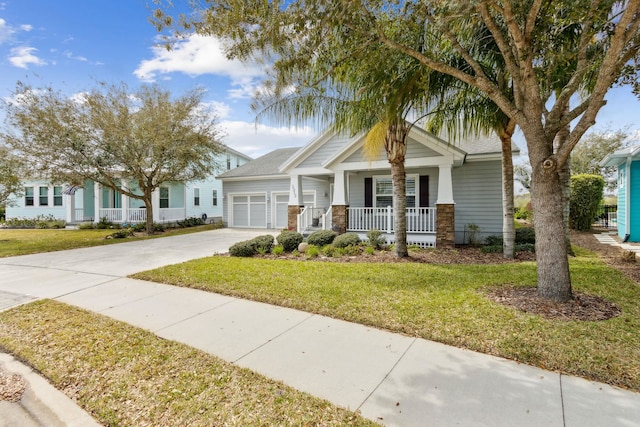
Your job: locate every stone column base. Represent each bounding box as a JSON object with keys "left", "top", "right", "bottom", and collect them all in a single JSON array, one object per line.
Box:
[
  {"left": 331, "top": 205, "right": 348, "bottom": 234},
  {"left": 436, "top": 203, "right": 455, "bottom": 248},
  {"left": 288, "top": 205, "right": 302, "bottom": 231}
]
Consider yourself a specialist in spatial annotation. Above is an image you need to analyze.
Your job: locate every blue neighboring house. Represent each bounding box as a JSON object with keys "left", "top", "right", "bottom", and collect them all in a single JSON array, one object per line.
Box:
[
  {"left": 5, "top": 147, "right": 252, "bottom": 225},
  {"left": 601, "top": 145, "right": 640, "bottom": 242}
]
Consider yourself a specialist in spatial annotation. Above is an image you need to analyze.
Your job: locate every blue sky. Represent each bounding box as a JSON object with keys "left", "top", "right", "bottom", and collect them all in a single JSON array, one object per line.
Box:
[{"left": 0, "top": 0, "right": 638, "bottom": 160}]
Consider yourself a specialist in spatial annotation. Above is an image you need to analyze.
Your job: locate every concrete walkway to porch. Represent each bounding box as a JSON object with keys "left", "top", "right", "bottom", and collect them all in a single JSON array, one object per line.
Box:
[{"left": 0, "top": 228, "right": 638, "bottom": 426}]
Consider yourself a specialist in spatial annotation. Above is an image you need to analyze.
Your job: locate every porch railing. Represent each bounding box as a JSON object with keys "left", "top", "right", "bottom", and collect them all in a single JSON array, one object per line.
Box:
[
  {"left": 298, "top": 207, "right": 325, "bottom": 232},
  {"left": 74, "top": 208, "right": 85, "bottom": 222},
  {"left": 348, "top": 206, "right": 436, "bottom": 234},
  {"left": 99, "top": 208, "right": 123, "bottom": 223},
  {"left": 126, "top": 209, "right": 147, "bottom": 223},
  {"left": 323, "top": 206, "right": 333, "bottom": 230}
]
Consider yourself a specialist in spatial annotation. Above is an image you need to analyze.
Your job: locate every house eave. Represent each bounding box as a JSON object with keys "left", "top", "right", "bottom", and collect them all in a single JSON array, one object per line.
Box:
[{"left": 279, "top": 127, "right": 338, "bottom": 173}]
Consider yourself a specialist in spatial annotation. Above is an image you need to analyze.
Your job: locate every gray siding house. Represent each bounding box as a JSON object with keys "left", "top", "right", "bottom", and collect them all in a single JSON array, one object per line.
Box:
[{"left": 219, "top": 124, "right": 518, "bottom": 247}]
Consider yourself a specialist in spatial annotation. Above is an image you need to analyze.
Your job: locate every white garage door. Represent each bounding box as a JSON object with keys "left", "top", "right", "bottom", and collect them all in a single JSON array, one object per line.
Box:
[{"left": 231, "top": 194, "right": 267, "bottom": 228}]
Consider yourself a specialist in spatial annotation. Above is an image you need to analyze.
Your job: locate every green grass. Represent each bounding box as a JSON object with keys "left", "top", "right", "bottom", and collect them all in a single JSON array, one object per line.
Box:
[
  {"left": 0, "top": 224, "right": 219, "bottom": 258},
  {"left": 0, "top": 300, "right": 376, "bottom": 426},
  {"left": 133, "top": 250, "right": 640, "bottom": 392}
]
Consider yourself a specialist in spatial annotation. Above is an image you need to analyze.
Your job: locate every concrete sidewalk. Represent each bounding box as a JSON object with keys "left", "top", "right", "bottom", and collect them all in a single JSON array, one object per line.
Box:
[{"left": 1, "top": 228, "right": 639, "bottom": 426}]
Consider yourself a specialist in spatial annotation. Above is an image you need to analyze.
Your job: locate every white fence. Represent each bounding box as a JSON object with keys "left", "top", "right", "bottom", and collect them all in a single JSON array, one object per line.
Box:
[
  {"left": 348, "top": 206, "right": 436, "bottom": 234},
  {"left": 98, "top": 208, "right": 186, "bottom": 223}
]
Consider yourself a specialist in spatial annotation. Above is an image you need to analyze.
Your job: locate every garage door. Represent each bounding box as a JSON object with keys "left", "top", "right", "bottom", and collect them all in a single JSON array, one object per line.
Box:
[{"left": 231, "top": 194, "right": 267, "bottom": 228}]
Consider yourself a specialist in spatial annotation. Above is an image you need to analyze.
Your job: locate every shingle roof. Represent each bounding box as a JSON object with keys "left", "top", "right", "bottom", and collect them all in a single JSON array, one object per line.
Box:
[{"left": 218, "top": 147, "right": 301, "bottom": 179}]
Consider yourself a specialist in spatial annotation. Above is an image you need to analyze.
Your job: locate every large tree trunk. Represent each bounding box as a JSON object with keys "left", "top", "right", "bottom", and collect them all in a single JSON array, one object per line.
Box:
[
  {"left": 499, "top": 122, "right": 516, "bottom": 259},
  {"left": 143, "top": 193, "right": 154, "bottom": 235},
  {"left": 387, "top": 121, "right": 409, "bottom": 258},
  {"left": 391, "top": 159, "right": 408, "bottom": 257},
  {"left": 529, "top": 157, "right": 573, "bottom": 302},
  {"left": 553, "top": 109, "right": 574, "bottom": 256}
]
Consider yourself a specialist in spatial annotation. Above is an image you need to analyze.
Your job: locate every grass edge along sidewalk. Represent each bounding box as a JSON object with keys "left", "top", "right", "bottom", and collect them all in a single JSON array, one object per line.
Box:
[
  {"left": 132, "top": 249, "right": 640, "bottom": 393},
  {"left": 0, "top": 300, "right": 377, "bottom": 426}
]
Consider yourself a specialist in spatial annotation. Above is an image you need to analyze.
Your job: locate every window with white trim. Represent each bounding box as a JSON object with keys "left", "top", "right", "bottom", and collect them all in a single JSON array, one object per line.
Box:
[
  {"left": 159, "top": 187, "right": 169, "bottom": 208},
  {"left": 374, "top": 176, "right": 417, "bottom": 208},
  {"left": 25, "top": 187, "right": 34, "bottom": 206},
  {"left": 193, "top": 187, "right": 200, "bottom": 206},
  {"left": 39, "top": 187, "right": 49, "bottom": 206},
  {"left": 53, "top": 186, "right": 63, "bottom": 206},
  {"left": 212, "top": 189, "right": 218, "bottom": 206}
]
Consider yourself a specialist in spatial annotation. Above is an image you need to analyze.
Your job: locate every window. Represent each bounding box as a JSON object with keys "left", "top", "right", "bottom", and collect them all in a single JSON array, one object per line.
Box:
[
  {"left": 39, "top": 187, "right": 49, "bottom": 206},
  {"left": 25, "top": 187, "right": 34, "bottom": 206},
  {"left": 226, "top": 154, "right": 231, "bottom": 171},
  {"left": 374, "top": 176, "right": 416, "bottom": 208},
  {"left": 53, "top": 186, "right": 63, "bottom": 206},
  {"left": 212, "top": 189, "right": 218, "bottom": 207},
  {"left": 193, "top": 188, "right": 200, "bottom": 206},
  {"left": 159, "top": 187, "right": 169, "bottom": 208}
]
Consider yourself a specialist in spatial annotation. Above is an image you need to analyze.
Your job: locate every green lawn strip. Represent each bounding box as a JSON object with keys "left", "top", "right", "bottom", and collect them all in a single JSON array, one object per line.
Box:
[
  {"left": 0, "top": 224, "right": 219, "bottom": 258},
  {"left": 132, "top": 252, "right": 640, "bottom": 392},
  {"left": 0, "top": 300, "right": 376, "bottom": 426}
]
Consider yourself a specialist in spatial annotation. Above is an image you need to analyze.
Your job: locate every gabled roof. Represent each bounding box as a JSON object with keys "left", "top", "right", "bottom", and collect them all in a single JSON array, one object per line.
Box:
[
  {"left": 600, "top": 145, "right": 640, "bottom": 167},
  {"left": 218, "top": 147, "right": 300, "bottom": 179},
  {"left": 223, "top": 145, "right": 253, "bottom": 162}
]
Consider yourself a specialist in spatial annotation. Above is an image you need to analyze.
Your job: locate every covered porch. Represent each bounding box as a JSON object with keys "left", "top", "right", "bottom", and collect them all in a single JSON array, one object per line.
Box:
[{"left": 65, "top": 181, "right": 188, "bottom": 224}]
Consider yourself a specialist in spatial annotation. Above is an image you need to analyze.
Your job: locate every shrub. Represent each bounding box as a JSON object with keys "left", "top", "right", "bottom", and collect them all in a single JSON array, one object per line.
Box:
[
  {"left": 272, "top": 245, "right": 284, "bottom": 256},
  {"left": 364, "top": 246, "right": 375, "bottom": 255},
  {"left": 229, "top": 241, "right": 257, "bottom": 257},
  {"left": 106, "top": 229, "right": 132, "bottom": 239},
  {"left": 177, "top": 217, "right": 205, "bottom": 228},
  {"left": 132, "top": 223, "right": 146, "bottom": 232},
  {"left": 515, "top": 243, "right": 535, "bottom": 253},
  {"left": 306, "top": 245, "right": 320, "bottom": 258},
  {"left": 78, "top": 222, "right": 95, "bottom": 230},
  {"left": 321, "top": 245, "right": 342, "bottom": 258},
  {"left": 514, "top": 206, "right": 533, "bottom": 220},
  {"left": 307, "top": 230, "right": 337, "bottom": 247},
  {"left": 480, "top": 245, "right": 502, "bottom": 253},
  {"left": 569, "top": 174, "right": 605, "bottom": 231},
  {"left": 485, "top": 235, "right": 503, "bottom": 246},
  {"left": 466, "top": 223, "right": 481, "bottom": 245},
  {"left": 276, "top": 230, "right": 303, "bottom": 252},
  {"left": 252, "top": 235, "right": 275, "bottom": 253},
  {"left": 366, "top": 229, "right": 385, "bottom": 249},
  {"left": 333, "top": 232, "right": 361, "bottom": 248},
  {"left": 96, "top": 217, "right": 112, "bottom": 229},
  {"left": 343, "top": 244, "right": 363, "bottom": 256},
  {"left": 515, "top": 227, "right": 536, "bottom": 244},
  {"left": 153, "top": 223, "right": 166, "bottom": 232}
]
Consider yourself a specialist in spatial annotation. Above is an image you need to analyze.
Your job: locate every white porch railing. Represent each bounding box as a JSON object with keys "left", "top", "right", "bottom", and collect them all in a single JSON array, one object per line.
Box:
[
  {"left": 323, "top": 206, "right": 332, "bottom": 230},
  {"left": 159, "top": 208, "right": 186, "bottom": 222},
  {"left": 99, "top": 208, "right": 123, "bottom": 223},
  {"left": 126, "top": 209, "right": 147, "bottom": 223},
  {"left": 74, "top": 208, "right": 85, "bottom": 222},
  {"left": 348, "top": 206, "right": 436, "bottom": 234},
  {"left": 298, "top": 207, "right": 326, "bottom": 232}
]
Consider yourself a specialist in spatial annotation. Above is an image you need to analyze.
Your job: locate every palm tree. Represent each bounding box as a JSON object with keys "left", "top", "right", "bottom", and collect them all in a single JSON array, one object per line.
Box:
[{"left": 254, "top": 44, "right": 434, "bottom": 258}]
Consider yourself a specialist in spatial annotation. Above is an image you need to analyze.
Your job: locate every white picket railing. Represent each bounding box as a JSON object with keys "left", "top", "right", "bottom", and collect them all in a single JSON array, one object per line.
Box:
[
  {"left": 74, "top": 208, "right": 85, "bottom": 222},
  {"left": 99, "top": 208, "right": 123, "bottom": 223},
  {"left": 348, "top": 206, "right": 436, "bottom": 234},
  {"left": 125, "top": 209, "right": 147, "bottom": 223},
  {"left": 323, "top": 206, "right": 333, "bottom": 230},
  {"left": 297, "top": 206, "right": 311, "bottom": 233}
]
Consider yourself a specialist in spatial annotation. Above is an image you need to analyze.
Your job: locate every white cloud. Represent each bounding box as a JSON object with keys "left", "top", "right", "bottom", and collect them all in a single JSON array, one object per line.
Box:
[
  {"left": 220, "top": 120, "right": 317, "bottom": 158},
  {"left": 134, "top": 35, "right": 266, "bottom": 99},
  {"left": 0, "top": 18, "right": 14, "bottom": 44},
  {"left": 64, "top": 51, "right": 88, "bottom": 62},
  {"left": 8, "top": 46, "right": 46, "bottom": 68},
  {"left": 19, "top": 24, "right": 32, "bottom": 32}
]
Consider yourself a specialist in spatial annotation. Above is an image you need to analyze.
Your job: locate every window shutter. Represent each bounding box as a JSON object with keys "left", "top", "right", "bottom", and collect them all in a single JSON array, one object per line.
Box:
[
  {"left": 419, "top": 175, "right": 429, "bottom": 207},
  {"left": 364, "top": 177, "right": 373, "bottom": 207}
]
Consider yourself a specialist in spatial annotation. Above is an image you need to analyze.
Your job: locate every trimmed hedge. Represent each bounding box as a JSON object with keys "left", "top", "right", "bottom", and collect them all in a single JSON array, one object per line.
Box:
[
  {"left": 229, "top": 234, "right": 275, "bottom": 257},
  {"left": 333, "top": 232, "right": 361, "bottom": 248},
  {"left": 277, "top": 230, "right": 304, "bottom": 252},
  {"left": 307, "top": 230, "right": 337, "bottom": 247}
]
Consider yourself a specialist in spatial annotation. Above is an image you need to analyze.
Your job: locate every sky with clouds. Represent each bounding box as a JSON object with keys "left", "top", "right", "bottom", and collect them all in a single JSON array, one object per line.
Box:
[{"left": 0, "top": 0, "right": 638, "bottom": 160}]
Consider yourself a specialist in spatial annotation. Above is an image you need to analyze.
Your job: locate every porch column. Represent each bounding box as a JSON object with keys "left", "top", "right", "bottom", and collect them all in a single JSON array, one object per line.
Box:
[
  {"left": 65, "top": 193, "right": 75, "bottom": 224},
  {"left": 288, "top": 175, "right": 303, "bottom": 230},
  {"left": 121, "top": 183, "right": 129, "bottom": 223},
  {"left": 93, "top": 181, "right": 100, "bottom": 224},
  {"left": 331, "top": 171, "right": 349, "bottom": 234},
  {"left": 152, "top": 188, "right": 160, "bottom": 223},
  {"left": 436, "top": 164, "right": 455, "bottom": 248}
]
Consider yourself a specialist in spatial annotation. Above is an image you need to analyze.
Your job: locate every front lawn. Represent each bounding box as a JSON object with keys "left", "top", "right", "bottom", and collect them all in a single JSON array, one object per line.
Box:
[
  {"left": 0, "top": 224, "right": 219, "bottom": 258},
  {"left": 0, "top": 300, "right": 376, "bottom": 426},
  {"left": 132, "top": 249, "right": 640, "bottom": 392}
]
